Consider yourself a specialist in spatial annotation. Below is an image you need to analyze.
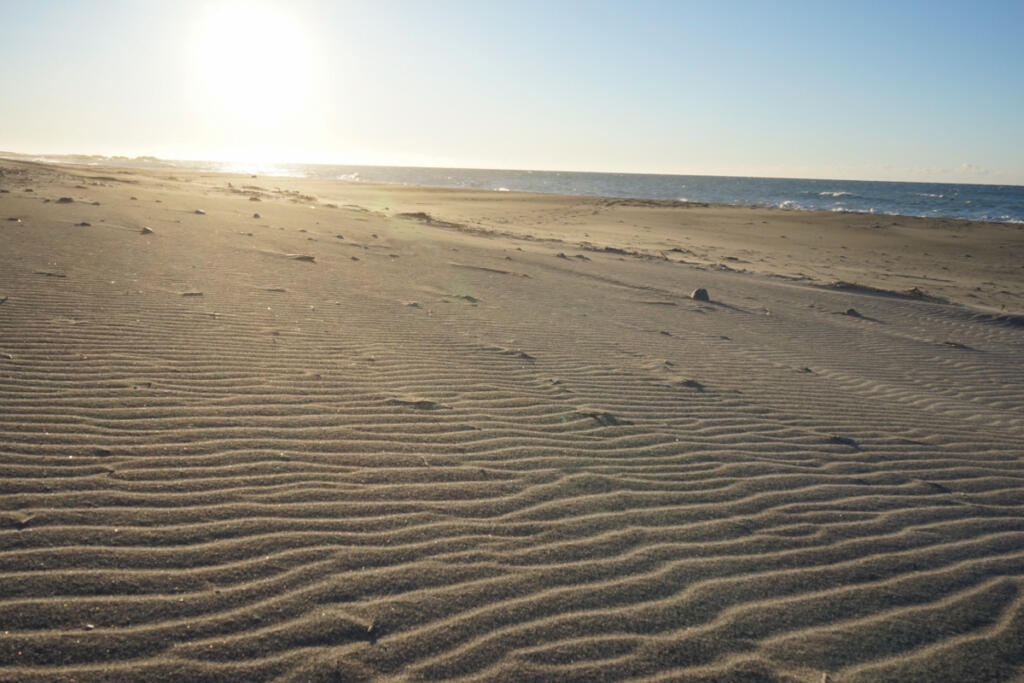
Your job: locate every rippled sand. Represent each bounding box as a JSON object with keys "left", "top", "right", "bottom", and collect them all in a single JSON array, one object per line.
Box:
[{"left": 1, "top": 159, "right": 1022, "bottom": 682}]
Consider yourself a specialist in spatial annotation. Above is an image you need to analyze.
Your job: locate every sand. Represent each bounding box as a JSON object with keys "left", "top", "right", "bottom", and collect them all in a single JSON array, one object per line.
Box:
[{"left": 0, "top": 158, "right": 1022, "bottom": 682}]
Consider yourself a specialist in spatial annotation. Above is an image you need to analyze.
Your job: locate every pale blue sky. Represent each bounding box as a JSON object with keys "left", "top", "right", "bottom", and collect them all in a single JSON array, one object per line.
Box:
[{"left": 1, "top": 0, "right": 1022, "bottom": 183}]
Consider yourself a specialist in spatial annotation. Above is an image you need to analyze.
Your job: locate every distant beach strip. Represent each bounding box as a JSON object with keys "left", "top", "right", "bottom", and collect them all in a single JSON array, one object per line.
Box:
[{"left": 8, "top": 153, "right": 1024, "bottom": 223}]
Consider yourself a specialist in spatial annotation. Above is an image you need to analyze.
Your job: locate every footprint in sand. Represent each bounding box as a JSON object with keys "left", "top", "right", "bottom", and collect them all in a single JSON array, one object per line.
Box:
[
  {"left": 386, "top": 395, "right": 450, "bottom": 410},
  {"left": 583, "top": 411, "right": 631, "bottom": 427},
  {"left": 678, "top": 379, "right": 705, "bottom": 391}
]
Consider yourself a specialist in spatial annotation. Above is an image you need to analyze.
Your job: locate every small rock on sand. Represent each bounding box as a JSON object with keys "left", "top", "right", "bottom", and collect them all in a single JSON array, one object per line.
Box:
[
  {"left": 57, "top": 197, "right": 74, "bottom": 203},
  {"left": 194, "top": 209, "right": 206, "bottom": 215},
  {"left": 690, "top": 288, "right": 710, "bottom": 302},
  {"left": 140, "top": 227, "right": 154, "bottom": 235},
  {"left": 253, "top": 213, "right": 261, "bottom": 219}
]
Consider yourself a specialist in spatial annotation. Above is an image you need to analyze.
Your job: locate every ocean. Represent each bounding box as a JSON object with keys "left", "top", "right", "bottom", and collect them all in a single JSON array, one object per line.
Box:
[{"left": 20, "top": 155, "right": 1024, "bottom": 224}]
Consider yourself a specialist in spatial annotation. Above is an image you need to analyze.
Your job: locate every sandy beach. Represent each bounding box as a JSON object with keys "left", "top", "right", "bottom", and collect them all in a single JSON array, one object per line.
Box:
[{"left": 1, "top": 158, "right": 1022, "bottom": 681}]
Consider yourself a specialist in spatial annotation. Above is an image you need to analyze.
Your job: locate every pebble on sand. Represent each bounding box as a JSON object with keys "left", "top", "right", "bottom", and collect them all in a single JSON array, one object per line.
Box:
[
  {"left": 690, "top": 287, "right": 710, "bottom": 302},
  {"left": 140, "top": 227, "right": 154, "bottom": 235}
]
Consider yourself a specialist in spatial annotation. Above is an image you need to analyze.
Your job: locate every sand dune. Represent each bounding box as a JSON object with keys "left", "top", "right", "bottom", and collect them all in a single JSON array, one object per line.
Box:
[{"left": 1, "top": 159, "right": 1022, "bottom": 681}]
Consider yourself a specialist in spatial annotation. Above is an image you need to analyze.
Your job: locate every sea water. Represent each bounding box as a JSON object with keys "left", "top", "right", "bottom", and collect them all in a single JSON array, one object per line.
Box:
[{"left": 22, "top": 155, "right": 1024, "bottom": 224}]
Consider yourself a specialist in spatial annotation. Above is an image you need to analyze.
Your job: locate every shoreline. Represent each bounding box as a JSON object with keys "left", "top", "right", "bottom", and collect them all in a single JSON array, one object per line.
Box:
[{"left": 5, "top": 154, "right": 1023, "bottom": 226}]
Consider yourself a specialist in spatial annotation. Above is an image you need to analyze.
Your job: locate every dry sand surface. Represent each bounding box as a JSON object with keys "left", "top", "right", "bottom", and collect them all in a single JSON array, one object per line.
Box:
[{"left": 1, "top": 158, "right": 1023, "bottom": 682}]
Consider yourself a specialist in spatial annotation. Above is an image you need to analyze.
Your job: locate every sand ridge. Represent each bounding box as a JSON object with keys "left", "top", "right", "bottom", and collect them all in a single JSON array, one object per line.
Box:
[{"left": 0, "top": 159, "right": 1022, "bottom": 681}]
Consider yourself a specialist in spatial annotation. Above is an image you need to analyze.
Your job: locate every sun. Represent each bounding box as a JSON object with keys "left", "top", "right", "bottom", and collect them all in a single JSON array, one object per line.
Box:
[{"left": 195, "top": 3, "right": 315, "bottom": 129}]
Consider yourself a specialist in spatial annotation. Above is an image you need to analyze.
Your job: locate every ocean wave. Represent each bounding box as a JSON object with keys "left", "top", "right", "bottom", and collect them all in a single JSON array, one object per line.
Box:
[
  {"left": 829, "top": 206, "right": 881, "bottom": 215},
  {"left": 915, "top": 192, "right": 946, "bottom": 198},
  {"left": 818, "top": 190, "right": 854, "bottom": 197}
]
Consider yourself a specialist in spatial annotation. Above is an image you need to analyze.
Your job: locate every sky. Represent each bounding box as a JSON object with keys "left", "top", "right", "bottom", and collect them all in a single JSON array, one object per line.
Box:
[{"left": 1, "top": 0, "right": 1022, "bottom": 184}]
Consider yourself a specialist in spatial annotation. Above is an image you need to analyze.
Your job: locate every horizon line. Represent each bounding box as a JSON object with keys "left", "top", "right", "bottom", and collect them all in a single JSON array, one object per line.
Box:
[{"left": 1, "top": 149, "right": 1021, "bottom": 189}]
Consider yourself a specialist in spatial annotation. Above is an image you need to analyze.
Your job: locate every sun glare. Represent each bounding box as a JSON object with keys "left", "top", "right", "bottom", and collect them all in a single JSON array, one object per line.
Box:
[{"left": 195, "top": 4, "right": 315, "bottom": 131}]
